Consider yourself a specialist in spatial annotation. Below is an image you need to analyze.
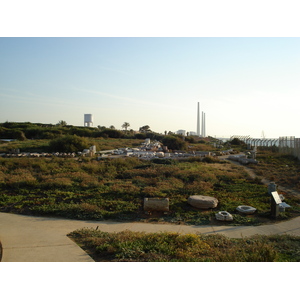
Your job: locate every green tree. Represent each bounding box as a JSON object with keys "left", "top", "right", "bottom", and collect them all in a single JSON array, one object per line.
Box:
[
  {"left": 139, "top": 125, "right": 151, "bottom": 133},
  {"left": 57, "top": 120, "right": 67, "bottom": 126},
  {"left": 122, "top": 122, "right": 130, "bottom": 133}
]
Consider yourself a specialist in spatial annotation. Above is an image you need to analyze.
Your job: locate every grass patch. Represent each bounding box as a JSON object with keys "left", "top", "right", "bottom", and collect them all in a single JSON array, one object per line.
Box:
[
  {"left": 68, "top": 229, "right": 300, "bottom": 262},
  {"left": 250, "top": 150, "right": 300, "bottom": 191}
]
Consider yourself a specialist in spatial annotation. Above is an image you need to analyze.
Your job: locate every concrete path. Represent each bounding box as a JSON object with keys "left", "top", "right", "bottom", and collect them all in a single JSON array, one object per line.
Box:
[{"left": 1, "top": 212, "right": 300, "bottom": 262}]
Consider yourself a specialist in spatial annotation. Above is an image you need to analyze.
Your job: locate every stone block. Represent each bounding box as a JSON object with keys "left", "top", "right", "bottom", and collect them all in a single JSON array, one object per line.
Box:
[{"left": 144, "top": 198, "right": 169, "bottom": 212}]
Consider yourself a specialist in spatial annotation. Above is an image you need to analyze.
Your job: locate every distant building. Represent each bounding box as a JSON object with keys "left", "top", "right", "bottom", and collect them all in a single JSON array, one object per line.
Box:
[
  {"left": 189, "top": 131, "right": 197, "bottom": 136},
  {"left": 84, "top": 114, "right": 93, "bottom": 127},
  {"left": 177, "top": 130, "right": 186, "bottom": 136}
]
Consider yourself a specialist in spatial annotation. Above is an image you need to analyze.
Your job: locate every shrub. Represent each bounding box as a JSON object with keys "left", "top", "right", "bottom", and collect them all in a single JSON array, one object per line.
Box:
[
  {"left": 162, "top": 136, "right": 187, "bottom": 150},
  {"left": 12, "top": 130, "right": 27, "bottom": 141},
  {"left": 99, "top": 129, "right": 124, "bottom": 138},
  {"left": 48, "top": 135, "right": 89, "bottom": 152}
]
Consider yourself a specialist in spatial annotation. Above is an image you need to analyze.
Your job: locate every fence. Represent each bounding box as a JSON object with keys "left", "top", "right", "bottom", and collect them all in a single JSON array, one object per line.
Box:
[
  {"left": 247, "top": 138, "right": 278, "bottom": 147},
  {"left": 230, "top": 135, "right": 300, "bottom": 159},
  {"left": 278, "top": 136, "right": 300, "bottom": 160},
  {"left": 230, "top": 136, "right": 279, "bottom": 147}
]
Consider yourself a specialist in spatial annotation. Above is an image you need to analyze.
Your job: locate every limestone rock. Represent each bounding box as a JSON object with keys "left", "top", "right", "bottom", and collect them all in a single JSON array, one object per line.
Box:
[
  {"left": 144, "top": 198, "right": 169, "bottom": 212},
  {"left": 236, "top": 205, "right": 256, "bottom": 214},
  {"left": 188, "top": 195, "right": 218, "bottom": 209}
]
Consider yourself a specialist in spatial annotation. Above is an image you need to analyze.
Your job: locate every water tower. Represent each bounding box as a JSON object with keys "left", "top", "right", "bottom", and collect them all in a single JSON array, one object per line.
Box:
[{"left": 84, "top": 114, "right": 93, "bottom": 127}]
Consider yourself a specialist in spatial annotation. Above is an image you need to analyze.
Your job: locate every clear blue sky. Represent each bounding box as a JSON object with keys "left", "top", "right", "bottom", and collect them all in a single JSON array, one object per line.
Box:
[{"left": 1, "top": 37, "right": 300, "bottom": 138}]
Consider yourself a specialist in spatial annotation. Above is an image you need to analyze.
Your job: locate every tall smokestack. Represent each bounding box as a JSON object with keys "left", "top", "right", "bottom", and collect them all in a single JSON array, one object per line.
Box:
[
  {"left": 201, "top": 111, "right": 204, "bottom": 137},
  {"left": 197, "top": 102, "right": 200, "bottom": 136},
  {"left": 204, "top": 112, "right": 206, "bottom": 138}
]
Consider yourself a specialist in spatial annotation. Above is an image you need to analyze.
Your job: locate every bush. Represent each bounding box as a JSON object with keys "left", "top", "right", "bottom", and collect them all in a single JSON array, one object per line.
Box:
[
  {"left": 162, "top": 136, "right": 187, "bottom": 150},
  {"left": 48, "top": 135, "right": 89, "bottom": 152},
  {"left": 12, "top": 130, "right": 26, "bottom": 141},
  {"left": 99, "top": 129, "right": 124, "bottom": 138},
  {"left": 230, "top": 138, "right": 244, "bottom": 145},
  {"left": 134, "top": 133, "right": 147, "bottom": 139}
]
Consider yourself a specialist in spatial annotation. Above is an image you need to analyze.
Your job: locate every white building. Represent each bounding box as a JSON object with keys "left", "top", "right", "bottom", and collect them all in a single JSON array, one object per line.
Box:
[
  {"left": 84, "top": 114, "right": 93, "bottom": 127},
  {"left": 189, "top": 131, "right": 197, "bottom": 136},
  {"left": 177, "top": 130, "right": 186, "bottom": 136}
]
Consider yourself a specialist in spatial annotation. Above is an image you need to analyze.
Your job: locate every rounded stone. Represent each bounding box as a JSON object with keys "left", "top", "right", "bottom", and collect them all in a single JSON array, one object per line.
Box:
[
  {"left": 188, "top": 195, "right": 218, "bottom": 209},
  {"left": 215, "top": 211, "right": 233, "bottom": 221},
  {"left": 236, "top": 205, "right": 256, "bottom": 214}
]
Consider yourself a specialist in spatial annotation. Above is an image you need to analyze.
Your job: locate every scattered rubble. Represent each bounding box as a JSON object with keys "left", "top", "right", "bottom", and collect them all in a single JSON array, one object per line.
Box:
[{"left": 0, "top": 138, "right": 238, "bottom": 161}]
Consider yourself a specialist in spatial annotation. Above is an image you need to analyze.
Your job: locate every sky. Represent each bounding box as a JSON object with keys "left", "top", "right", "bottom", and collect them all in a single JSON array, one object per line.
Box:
[
  {"left": 1, "top": 1, "right": 300, "bottom": 140},
  {"left": 1, "top": 37, "right": 300, "bottom": 139}
]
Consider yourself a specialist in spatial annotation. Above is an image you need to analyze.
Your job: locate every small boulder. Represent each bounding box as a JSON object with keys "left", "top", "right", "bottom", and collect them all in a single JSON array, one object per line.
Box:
[
  {"left": 188, "top": 195, "right": 218, "bottom": 209},
  {"left": 215, "top": 211, "right": 233, "bottom": 221},
  {"left": 236, "top": 205, "right": 256, "bottom": 214}
]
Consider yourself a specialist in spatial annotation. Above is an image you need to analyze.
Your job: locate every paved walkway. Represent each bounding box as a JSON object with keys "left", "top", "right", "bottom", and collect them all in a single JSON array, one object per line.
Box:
[{"left": 1, "top": 212, "right": 300, "bottom": 262}]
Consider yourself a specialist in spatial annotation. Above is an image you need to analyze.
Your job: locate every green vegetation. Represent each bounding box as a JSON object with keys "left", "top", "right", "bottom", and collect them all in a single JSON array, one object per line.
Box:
[
  {"left": 0, "top": 137, "right": 145, "bottom": 153},
  {"left": 162, "top": 135, "right": 187, "bottom": 150},
  {"left": 250, "top": 150, "right": 300, "bottom": 189},
  {"left": 48, "top": 135, "right": 90, "bottom": 152},
  {"left": 1, "top": 123, "right": 300, "bottom": 226},
  {"left": 0, "top": 121, "right": 222, "bottom": 153},
  {"left": 68, "top": 229, "right": 300, "bottom": 262},
  {"left": 0, "top": 154, "right": 299, "bottom": 225}
]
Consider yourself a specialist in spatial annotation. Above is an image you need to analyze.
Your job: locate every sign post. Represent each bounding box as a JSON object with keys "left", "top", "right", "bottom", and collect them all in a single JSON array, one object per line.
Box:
[{"left": 270, "top": 191, "right": 282, "bottom": 218}]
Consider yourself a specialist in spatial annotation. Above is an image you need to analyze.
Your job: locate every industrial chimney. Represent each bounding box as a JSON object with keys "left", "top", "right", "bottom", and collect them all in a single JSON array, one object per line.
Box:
[
  {"left": 201, "top": 111, "right": 206, "bottom": 138},
  {"left": 197, "top": 102, "right": 200, "bottom": 137}
]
